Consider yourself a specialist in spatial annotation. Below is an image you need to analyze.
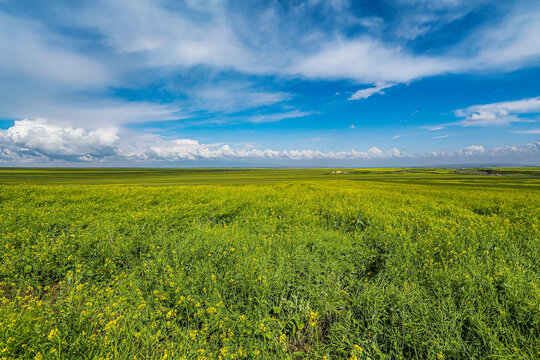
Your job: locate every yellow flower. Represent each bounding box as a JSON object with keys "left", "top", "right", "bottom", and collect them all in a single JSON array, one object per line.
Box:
[
  {"left": 437, "top": 353, "right": 445, "bottom": 359},
  {"left": 48, "top": 328, "right": 59, "bottom": 339},
  {"left": 34, "top": 353, "right": 43, "bottom": 360},
  {"left": 309, "top": 311, "right": 319, "bottom": 327},
  {"left": 353, "top": 344, "right": 363, "bottom": 354}
]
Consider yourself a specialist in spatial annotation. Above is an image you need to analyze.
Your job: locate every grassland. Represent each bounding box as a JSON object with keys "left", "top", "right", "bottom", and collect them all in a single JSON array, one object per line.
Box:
[{"left": 0, "top": 168, "right": 538, "bottom": 359}]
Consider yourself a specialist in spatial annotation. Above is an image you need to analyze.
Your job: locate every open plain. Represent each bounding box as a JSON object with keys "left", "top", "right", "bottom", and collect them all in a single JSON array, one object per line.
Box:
[{"left": 0, "top": 168, "right": 538, "bottom": 359}]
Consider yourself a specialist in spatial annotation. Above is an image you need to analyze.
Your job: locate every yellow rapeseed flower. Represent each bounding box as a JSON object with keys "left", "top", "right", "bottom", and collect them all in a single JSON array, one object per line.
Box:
[{"left": 48, "top": 328, "right": 59, "bottom": 339}]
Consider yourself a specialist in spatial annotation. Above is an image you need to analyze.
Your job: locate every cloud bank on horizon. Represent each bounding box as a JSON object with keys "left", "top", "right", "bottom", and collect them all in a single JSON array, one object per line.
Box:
[{"left": 0, "top": 0, "right": 539, "bottom": 166}]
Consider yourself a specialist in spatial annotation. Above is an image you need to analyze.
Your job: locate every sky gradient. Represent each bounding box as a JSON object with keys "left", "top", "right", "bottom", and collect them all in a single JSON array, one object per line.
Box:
[{"left": 1, "top": 0, "right": 539, "bottom": 166}]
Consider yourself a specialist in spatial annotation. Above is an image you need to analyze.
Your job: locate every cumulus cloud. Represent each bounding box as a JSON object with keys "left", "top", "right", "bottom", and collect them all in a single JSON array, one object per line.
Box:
[
  {"left": 490, "top": 141, "right": 540, "bottom": 156},
  {"left": 126, "top": 138, "right": 402, "bottom": 161},
  {"left": 458, "top": 145, "right": 485, "bottom": 156},
  {"left": 423, "top": 96, "right": 540, "bottom": 130},
  {"left": 349, "top": 82, "right": 394, "bottom": 100},
  {"left": 1, "top": 119, "right": 539, "bottom": 164},
  {"left": 0, "top": 119, "right": 119, "bottom": 161},
  {"left": 0, "top": 119, "right": 403, "bottom": 163},
  {"left": 425, "top": 142, "right": 540, "bottom": 162}
]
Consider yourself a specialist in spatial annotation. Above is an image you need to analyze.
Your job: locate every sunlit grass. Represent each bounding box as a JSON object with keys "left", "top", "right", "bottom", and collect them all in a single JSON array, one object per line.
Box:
[{"left": 0, "top": 172, "right": 538, "bottom": 359}]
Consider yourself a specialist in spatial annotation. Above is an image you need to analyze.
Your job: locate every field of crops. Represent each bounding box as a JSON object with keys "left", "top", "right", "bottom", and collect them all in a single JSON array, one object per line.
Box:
[{"left": 0, "top": 169, "right": 539, "bottom": 359}]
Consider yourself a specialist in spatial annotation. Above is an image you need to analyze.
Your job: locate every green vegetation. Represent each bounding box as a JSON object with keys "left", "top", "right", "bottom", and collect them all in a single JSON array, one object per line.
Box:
[{"left": 0, "top": 169, "right": 538, "bottom": 359}]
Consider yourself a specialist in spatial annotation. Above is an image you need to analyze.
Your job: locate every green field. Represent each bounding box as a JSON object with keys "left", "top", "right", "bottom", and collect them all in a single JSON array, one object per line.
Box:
[{"left": 0, "top": 169, "right": 539, "bottom": 359}]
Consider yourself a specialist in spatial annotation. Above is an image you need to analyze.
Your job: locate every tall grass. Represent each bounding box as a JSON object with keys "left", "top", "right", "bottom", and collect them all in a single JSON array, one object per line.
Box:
[{"left": 0, "top": 180, "right": 538, "bottom": 359}]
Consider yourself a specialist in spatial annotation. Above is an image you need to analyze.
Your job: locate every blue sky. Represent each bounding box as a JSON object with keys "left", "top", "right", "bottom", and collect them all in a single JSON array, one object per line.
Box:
[{"left": 0, "top": 0, "right": 539, "bottom": 166}]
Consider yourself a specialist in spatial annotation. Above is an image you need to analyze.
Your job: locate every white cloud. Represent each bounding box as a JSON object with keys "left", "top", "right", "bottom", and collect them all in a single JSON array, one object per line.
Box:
[
  {"left": 77, "top": 0, "right": 260, "bottom": 72},
  {"left": 225, "top": 111, "right": 314, "bottom": 124},
  {"left": 0, "top": 119, "right": 119, "bottom": 161},
  {"left": 0, "top": 119, "right": 402, "bottom": 162},
  {"left": 392, "top": 0, "right": 487, "bottom": 40},
  {"left": 515, "top": 129, "right": 540, "bottom": 134},
  {"left": 454, "top": 96, "right": 540, "bottom": 127},
  {"left": 0, "top": 12, "right": 110, "bottom": 88},
  {"left": 424, "top": 125, "right": 445, "bottom": 131},
  {"left": 368, "top": 146, "right": 383, "bottom": 157},
  {"left": 470, "top": 9, "right": 540, "bottom": 69},
  {"left": 349, "top": 82, "right": 394, "bottom": 100},
  {"left": 490, "top": 141, "right": 540, "bottom": 156},
  {"left": 1, "top": 119, "right": 539, "bottom": 164},
  {"left": 72, "top": 1, "right": 540, "bottom": 86},
  {"left": 423, "top": 96, "right": 540, "bottom": 131},
  {"left": 459, "top": 145, "right": 485, "bottom": 156},
  {"left": 425, "top": 141, "right": 540, "bottom": 161},
  {"left": 291, "top": 38, "right": 454, "bottom": 83},
  {"left": 189, "top": 83, "right": 292, "bottom": 113},
  {"left": 426, "top": 145, "right": 483, "bottom": 158},
  {"left": 392, "top": 135, "right": 400, "bottom": 139},
  {"left": 291, "top": 4, "right": 540, "bottom": 84},
  {"left": 0, "top": 93, "right": 184, "bottom": 128}
]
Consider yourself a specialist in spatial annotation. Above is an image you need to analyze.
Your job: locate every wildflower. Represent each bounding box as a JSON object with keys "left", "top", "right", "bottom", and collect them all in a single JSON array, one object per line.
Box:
[
  {"left": 48, "top": 328, "right": 59, "bottom": 339},
  {"left": 309, "top": 311, "right": 319, "bottom": 327}
]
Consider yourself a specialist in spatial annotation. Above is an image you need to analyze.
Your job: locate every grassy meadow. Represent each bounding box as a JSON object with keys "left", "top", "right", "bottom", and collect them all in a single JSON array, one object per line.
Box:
[{"left": 0, "top": 168, "right": 539, "bottom": 359}]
